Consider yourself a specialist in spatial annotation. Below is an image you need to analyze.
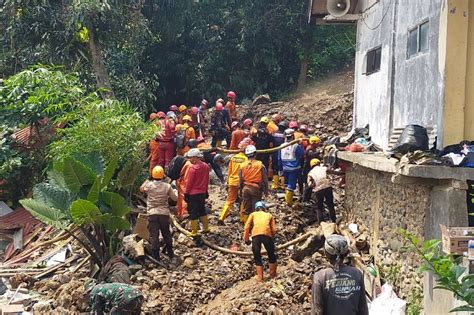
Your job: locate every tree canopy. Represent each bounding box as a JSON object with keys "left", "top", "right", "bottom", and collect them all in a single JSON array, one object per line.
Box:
[{"left": 1, "top": 0, "right": 355, "bottom": 111}]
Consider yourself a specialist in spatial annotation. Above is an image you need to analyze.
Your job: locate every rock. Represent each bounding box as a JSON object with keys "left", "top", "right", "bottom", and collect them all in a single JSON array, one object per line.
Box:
[
  {"left": 33, "top": 300, "right": 53, "bottom": 313},
  {"left": 251, "top": 94, "right": 271, "bottom": 107},
  {"left": 291, "top": 231, "right": 324, "bottom": 262}
]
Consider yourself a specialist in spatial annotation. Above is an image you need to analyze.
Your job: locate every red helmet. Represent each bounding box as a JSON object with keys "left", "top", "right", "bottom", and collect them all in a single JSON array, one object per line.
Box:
[
  {"left": 289, "top": 120, "right": 298, "bottom": 129},
  {"left": 299, "top": 124, "right": 308, "bottom": 132},
  {"left": 272, "top": 114, "right": 282, "bottom": 123},
  {"left": 157, "top": 111, "right": 166, "bottom": 119},
  {"left": 243, "top": 118, "right": 253, "bottom": 127},
  {"left": 170, "top": 105, "right": 178, "bottom": 112},
  {"left": 227, "top": 91, "right": 236, "bottom": 99},
  {"left": 215, "top": 103, "right": 224, "bottom": 111},
  {"left": 238, "top": 137, "right": 254, "bottom": 149},
  {"left": 191, "top": 106, "right": 199, "bottom": 115},
  {"left": 231, "top": 121, "right": 240, "bottom": 129},
  {"left": 201, "top": 99, "right": 208, "bottom": 107},
  {"left": 149, "top": 113, "right": 158, "bottom": 120}
]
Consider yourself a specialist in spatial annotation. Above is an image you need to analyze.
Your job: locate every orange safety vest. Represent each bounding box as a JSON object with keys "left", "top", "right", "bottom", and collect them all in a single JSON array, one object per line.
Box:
[{"left": 240, "top": 159, "right": 264, "bottom": 187}]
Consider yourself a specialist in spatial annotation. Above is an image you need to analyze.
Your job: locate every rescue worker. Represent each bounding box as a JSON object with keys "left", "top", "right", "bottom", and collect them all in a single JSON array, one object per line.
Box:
[
  {"left": 184, "top": 148, "right": 210, "bottom": 236},
  {"left": 140, "top": 166, "right": 177, "bottom": 260},
  {"left": 252, "top": 117, "right": 273, "bottom": 171},
  {"left": 239, "top": 145, "right": 269, "bottom": 223},
  {"left": 271, "top": 122, "right": 286, "bottom": 190},
  {"left": 175, "top": 115, "right": 196, "bottom": 156},
  {"left": 177, "top": 104, "right": 188, "bottom": 124},
  {"left": 218, "top": 140, "right": 249, "bottom": 224},
  {"left": 157, "top": 111, "right": 176, "bottom": 168},
  {"left": 311, "top": 235, "right": 369, "bottom": 315},
  {"left": 169, "top": 104, "right": 178, "bottom": 114},
  {"left": 302, "top": 136, "right": 322, "bottom": 191},
  {"left": 226, "top": 90, "right": 237, "bottom": 121},
  {"left": 279, "top": 129, "right": 304, "bottom": 206},
  {"left": 296, "top": 124, "right": 310, "bottom": 195},
  {"left": 229, "top": 121, "right": 247, "bottom": 150},
  {"left": 243, "top": 201, "right": 277, "bottom": 282},
  {"left": 210, "top": 102, "right": 230, "bottom": 148},
  {"left": 149, "top": 113, "right": 161, "bottom": 174},
  {"left": 304, "top": 158, "right": 336, "bottom": 223},
  {"left": 85, "top": 280, "right": 144, "bottom": 315},
  {"left": 176, "top": 156, "right": 193, "bottom": 220},
  {"left": 267, "top": 113, "right": 282, "bottom": 134},
  {"left": 243, "top": 118, "right": 257, "bottom": 136},
  {"left": 191, "top": 137, "right": 225, "bottom": 183},
  {"left": 198, "top": 99, "right": 209, "bottom": 136}
]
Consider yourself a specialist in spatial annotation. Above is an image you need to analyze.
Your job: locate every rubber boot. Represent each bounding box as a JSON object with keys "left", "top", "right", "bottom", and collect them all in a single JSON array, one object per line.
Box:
[
  {"left": 279, "top": 176, "right": 285, "bottom": 190},
  {"left": 271, "top": 175, "right": 279, "bottom": 190},
  {"left": 189, "top": 220, "right": 199, "bottom": 237},
  {"left": 269, "top": 263, "right": 277, "bottom": 278},
  {"left": 255, "top": 266, "right": 264, "bottom": 282},
  {"left": 240, "top": 213, "right": 249, "bottom": 224},
  {"left": 219, "top": 203, "right": 231, "bottom": 223},
  {"left": 285, "top": 190, "right": 294, "bottom": 207},
  {"left": 200, "top": 215, "right": 210, "bottom": 233}
]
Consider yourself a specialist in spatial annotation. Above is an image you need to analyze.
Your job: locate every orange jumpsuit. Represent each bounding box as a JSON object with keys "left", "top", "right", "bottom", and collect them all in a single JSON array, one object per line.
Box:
[
  {"left": 175, "top": 123, "right": 196, "bottom": 156},
  {"left": 229, "top": 128, "right": 248, "bottom": 150},
  {"left": 149, "top": 139, "right": 160, "bottom": 174},
  {"left": 226, "top": 101, "right": 237, "bottom": 121},
  {"left": 176, "top": 160, "right": 192, "bottom": 219}
]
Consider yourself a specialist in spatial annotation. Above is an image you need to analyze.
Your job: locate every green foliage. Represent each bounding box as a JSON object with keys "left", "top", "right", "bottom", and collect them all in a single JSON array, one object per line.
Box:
[
  {"left": 0, "top": 66, "right": 95, "bottom": 126},
  {"left": 401, "top": 229, "right": 474, "bottom": 312},
  {"left": 20, "top": 153, "right": 133, "bottom": 268},
  {"left": 48, "top": 100, "right": 157, "bottom": 164},
  {"left": 406, "top": 287, "right": 423, "bottom": 315}
]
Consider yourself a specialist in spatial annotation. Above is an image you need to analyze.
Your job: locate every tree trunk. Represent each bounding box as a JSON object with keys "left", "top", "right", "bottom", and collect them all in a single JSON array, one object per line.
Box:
[
  {"left": 296, "top": 42, "right": 310, "bottom": 92},
  {"left": 88, "top": 25, "right": 114, "bottom": 99}
]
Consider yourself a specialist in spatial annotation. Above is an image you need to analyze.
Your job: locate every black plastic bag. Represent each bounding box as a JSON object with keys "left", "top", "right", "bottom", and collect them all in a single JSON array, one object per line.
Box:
[{"left": 389, "top": 125, "right": 429, "bottom": 155}]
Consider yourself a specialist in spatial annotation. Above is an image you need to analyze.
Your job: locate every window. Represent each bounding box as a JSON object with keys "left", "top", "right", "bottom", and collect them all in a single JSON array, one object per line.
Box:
[
  {"left": 365, "top": 47, "right": 381, "bottom": 75},
  {"left": 407, "top": 20, "right": 429, "bottom": 58}
]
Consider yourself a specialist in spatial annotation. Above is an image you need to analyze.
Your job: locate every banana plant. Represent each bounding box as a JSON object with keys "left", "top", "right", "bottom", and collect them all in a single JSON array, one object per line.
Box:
[{"left": 20, "top": 152, "right": 131, "bottom": 268}]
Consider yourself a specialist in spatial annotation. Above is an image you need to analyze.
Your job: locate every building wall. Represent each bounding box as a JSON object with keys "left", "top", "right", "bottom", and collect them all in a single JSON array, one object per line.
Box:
[
  {"left": 354, "top": 0, "right": 444, "bottom": 149},
  {"left": 391, "top": 0, "right": 444, "bottom": 140},
  {"left": 464, "top": 1, "right": 474, "bottom": 140},
  {"left": 354, "top": 0, "right": 395, "bottom": 148}
]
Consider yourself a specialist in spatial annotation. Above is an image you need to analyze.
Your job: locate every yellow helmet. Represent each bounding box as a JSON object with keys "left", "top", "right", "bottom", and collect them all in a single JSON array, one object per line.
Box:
[
  {"left": 260, "top": 116, "right": 269, "bottom": 124},
  {"left": 179, "top": 105, "right": 187, "bottom": 112},
  {"left": 310, "top": 158, "right": 320, "bottom": 168},
  {"left": 309, "top": 136, "right": 321, "bottom": 145},
  {"left": 152, "top": 166, "right": 165, "bottom": 179},
  {"left": 182, "top": 115, "right": 192, "bottom": 122}
]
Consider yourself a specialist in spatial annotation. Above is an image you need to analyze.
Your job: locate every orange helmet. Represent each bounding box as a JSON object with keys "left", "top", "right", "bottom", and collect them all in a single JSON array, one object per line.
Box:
[
  {"left": 149, "top": 113, "right": 158, "bottom": 120},
  {"left": 182, "top": 115, "right": 192, "bottom": 122},
  {"left": 179, "top": 105, "right": 187, "bottom": 112}
]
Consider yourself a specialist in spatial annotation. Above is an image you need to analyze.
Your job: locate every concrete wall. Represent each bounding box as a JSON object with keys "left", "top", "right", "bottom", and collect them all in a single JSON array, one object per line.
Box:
[{"left": 466, "top": 1, "right": 474, "bottom": 139}]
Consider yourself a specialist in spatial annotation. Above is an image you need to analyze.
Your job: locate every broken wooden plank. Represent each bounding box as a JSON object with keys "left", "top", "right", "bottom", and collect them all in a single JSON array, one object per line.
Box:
[{"left": 34, "top": 255, "right": 79, "bottom": 279}]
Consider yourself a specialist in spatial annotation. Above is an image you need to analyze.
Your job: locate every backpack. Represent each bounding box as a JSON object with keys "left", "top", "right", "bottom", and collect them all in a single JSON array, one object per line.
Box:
[
  {"left": 175, "top": 126, "right": 191, "bottom": 149},
  {"left": 166, "top": 155, "right": 187, "bottom": 180}
]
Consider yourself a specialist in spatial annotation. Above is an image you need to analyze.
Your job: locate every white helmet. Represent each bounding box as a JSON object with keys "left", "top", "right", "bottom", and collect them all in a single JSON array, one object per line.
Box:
[
  {"left": 186, "top": 148, "right": 203, "bottom": 158},
  {"left": 245, "top": 145, "right": 257, "bottom": 156},
  {"left": 284, "top": 128, "right": 295, "bottom": 138}
]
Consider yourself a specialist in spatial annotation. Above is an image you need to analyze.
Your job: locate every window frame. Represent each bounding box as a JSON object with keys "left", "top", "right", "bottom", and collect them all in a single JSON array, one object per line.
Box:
[
  {"left": 365, "top": 46, "right": 382, "bottom": 75},
  {"left": 407, "top": 19, "right": 429, "bottom": 59}
]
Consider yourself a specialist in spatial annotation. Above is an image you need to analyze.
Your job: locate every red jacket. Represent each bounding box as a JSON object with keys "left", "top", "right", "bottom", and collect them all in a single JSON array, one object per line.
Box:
[{"left": 185, "top": 160, "right": 210, "bottom": 195}]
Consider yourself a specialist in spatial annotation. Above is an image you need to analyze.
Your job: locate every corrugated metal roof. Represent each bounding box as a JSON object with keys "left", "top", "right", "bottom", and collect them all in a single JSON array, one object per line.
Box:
[
  {"left": 10, "top": 118, "right": 62, "bottom": 150},
  {"left": 0, "top": 208, "right": 40, "bottom": 230}
]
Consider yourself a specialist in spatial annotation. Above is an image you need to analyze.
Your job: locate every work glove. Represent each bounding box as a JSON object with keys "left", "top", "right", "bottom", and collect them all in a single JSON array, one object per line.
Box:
[
  {"left": 245, "top": 239, "right": 251, "bottom": 245},
  {"left": 184, "top": 194, "right": 190, "bottom": 203}
]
